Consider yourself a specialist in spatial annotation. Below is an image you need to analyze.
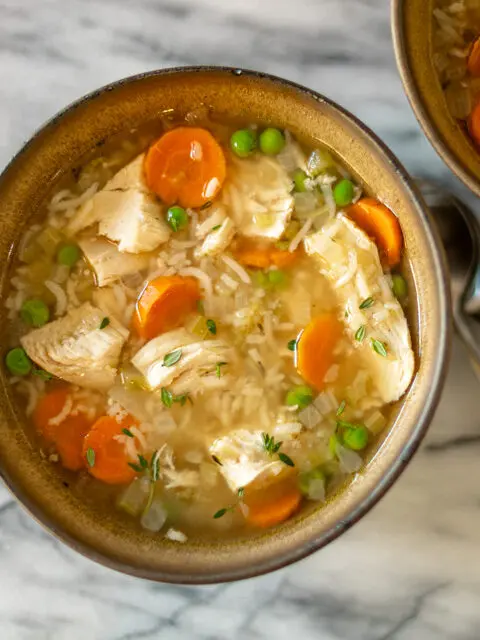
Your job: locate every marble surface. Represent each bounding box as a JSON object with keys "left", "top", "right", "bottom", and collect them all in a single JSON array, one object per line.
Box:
[{"left": 1, "top": 0, "right": 480, "bottom": 638}]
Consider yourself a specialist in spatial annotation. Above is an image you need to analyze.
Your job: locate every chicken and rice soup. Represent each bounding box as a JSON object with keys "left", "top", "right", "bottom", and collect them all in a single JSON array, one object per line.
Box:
[
  {"left": 4, "top": 117, "right": 414, "bottom": 540},
  {"left": 433, "top": 0, "right": 480, "bottom": 147}
]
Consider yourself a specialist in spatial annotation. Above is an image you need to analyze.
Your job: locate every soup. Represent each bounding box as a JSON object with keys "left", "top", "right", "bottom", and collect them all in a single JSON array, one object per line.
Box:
[
  {"left": 4, "top": 116, "right": 414, "bottom": 542},
  {"left": 433, "top": 0, "right": 480, "bottom": 147}
]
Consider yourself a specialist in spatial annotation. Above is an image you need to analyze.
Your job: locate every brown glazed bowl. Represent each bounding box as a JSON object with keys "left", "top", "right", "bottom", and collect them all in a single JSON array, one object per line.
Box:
[
  {"left": 392, "top": 0, "right": 480, "bottom": 197},
  {"left": 0, "top": 67, "right": 450, "bottom": 583}
]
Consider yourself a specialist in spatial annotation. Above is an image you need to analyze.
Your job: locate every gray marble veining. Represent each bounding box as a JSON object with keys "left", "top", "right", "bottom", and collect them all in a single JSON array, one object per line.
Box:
[{"left": 1, "top": 0, "right": 480, "bottom": 638}]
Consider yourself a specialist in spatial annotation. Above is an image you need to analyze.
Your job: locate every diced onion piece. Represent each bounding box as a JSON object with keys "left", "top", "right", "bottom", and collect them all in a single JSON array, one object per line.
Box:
[
  {"left": 307, "top": 148, "right": 336, "bottom": 176},
  {"left": 336, "top": 443, "right": 363, "bottom": 474},
  {"left": 298, "top": 404, "right": 321, "bottom": 429},
  {"left": 117, "top": 477, "right": 150, "bottom": 516},
  {"left": 306, "top": 478, "right": 326, "bottom": 502},
  {"left": 294, "top": 191, "right": 318, "bottom": 214},
  {"left": 364, "top": 409, "right": 387, "bottom": 435},
  {"left": 444, "top": 81, "right": 472, "bottom": 119},
  {"left": 140, "top": 497, "right": 168, "bottom": 532}
]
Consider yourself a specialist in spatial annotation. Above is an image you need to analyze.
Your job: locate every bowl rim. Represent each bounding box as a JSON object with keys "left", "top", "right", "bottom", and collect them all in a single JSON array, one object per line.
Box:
[
  {"left": 0, "top": 65, "right": 451, "bottom": 583},
  {"left": 391, "top": 0, "right": 480, "bottom": 198}
]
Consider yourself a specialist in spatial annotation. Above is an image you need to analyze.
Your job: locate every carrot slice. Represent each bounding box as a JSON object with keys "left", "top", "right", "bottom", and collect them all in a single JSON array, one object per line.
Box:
[
  {"left": 468, "top": 100, "right": 480, "bottom": 148},
  {"left": 468, "top": 37, "right": 480, "bottom": 77},
  {"left": 296, "top": 314, "right": 343, "bottom": 391},
  {"left": 234, "top": 242, "right": 299, "bottom": 269},
  {"left": 133, "top": 275, "right": 201, "bottom": 340},
  {"left": 144, "top": 127, "right": 226, "bottom": 209},
  {"left": 346, "top": 197, "right": 403, "bottom": 267},
  {"left": 33, "top": 388, "right": 94, "bottom": 471},
  {"left": 33, "top": 387, "right": 70, "bottom": 442},
  {"left": 270, "top": 247, "right": 299, "bottom": 268},
  {"left": 55, "top": 414, "right": 92, "bottom": 471},
  {"left": 82, "top": 416, "right": 137, "bottom": 485},
  {"left": 245, "top": 480, "right": 302, "bottom": 528}
]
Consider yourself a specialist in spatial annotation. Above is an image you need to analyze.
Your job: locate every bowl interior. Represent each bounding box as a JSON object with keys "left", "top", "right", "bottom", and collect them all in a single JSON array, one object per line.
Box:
[
  {"left": 393, "top": 0, "right": 480, "bottom": 197},
  {"left": 0, "top": 68, "right": 450, "bottom": 583}
]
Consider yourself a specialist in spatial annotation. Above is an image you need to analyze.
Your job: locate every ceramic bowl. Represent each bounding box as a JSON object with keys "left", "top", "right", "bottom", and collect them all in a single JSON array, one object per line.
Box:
[
  {"left": 392, "top": 0, "right": 480, "bottom": 197},
  {"left": 0, "top": 67, "right": 450, "bottom": 583}
]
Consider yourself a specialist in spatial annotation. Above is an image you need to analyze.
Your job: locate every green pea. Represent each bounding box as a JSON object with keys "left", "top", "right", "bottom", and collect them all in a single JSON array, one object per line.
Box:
[
  {"left": 57, "top": 243, "right": 81, "bottom": 267},
  {"left": 286, "top": 385, "right": 314, "bottom": 409},
  {"left": 333, "top": 179, "right": 355, "bottom": 207},
  {"left": 259, "top": 128, "right": 285, "bottom": 156},
  {"left": 5, "top": 348, "right": 32, "bottom": 376},
  {"left": 341, "top": 425, "right": 369, "bottom": 451},
  {"left": 166, "top": 206, "right": 189, "bottom": 232},
  {"left": 267, "top": 269, "right": 287, "bottom": 287},
  {"left": 392, "top": 273, "right": 408, "bottom": 300},
  {"left": 293, "top": 169, "right": 309, "bottom": 192},
  {"left": 230, "top": 129, "right": 256, "bottom": 158},
  {"left": 20, "top": 299, "right": 50, "bottom": 328},
  {"left": 56, "top": 244, "right": 79, "bottom": 268}
]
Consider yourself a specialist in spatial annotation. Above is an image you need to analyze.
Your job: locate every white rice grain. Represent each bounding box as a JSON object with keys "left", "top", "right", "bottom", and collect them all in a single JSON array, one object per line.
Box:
[
  {"left": 289, "top": 217, "right": 313, "bottom": 252},
  {"left": 179, "top": 267, "right": 213, "bottom": 297},
  {"left": 45, "top": 280, "right": 67, "bottom": 316},
  {"left": 335, "top": 250, "right": 358, "bottom": 289},
  {"left": 221, "top": 255, "right": 251, "bottom": 284},
  {"left": 165, "top": 528, "right": 187, "bottom": 543},
  {"left": 48, "top": 395, "right": 73, "bottom": 427},
  {"left": 220, "top": 273, "right": 239, "bottom": 290}
]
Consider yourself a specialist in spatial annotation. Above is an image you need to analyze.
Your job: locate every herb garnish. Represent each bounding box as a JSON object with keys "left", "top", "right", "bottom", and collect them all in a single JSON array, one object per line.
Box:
[
  {"left": 99, "top": 317, "right": 110, "bottom": 329},
  {"left": 206, "top": 319, "right": 217, "bottom": 335},
  {"left": 359, "top": 297, "right": 374, "bottom": 310},
  {"left": 371, "top": 338, "right": 387, "bottom": 357},
  {"left": 138, "top": 454, "right": 148, "bottom": 469},
  {"left": 160, "top": 387, "right": 191, "bottom": 407},
  {"left": 163, "top": 349, "right": 182, "bottom": 367},
  {"left": 200, "top": 201, "right": 213, "bottom": 210},
  {"left": 128, "top": 451, "right": 160, "bottom": 478},
  {"left": 150, "top": 450, "right": 160, "bottom": 482},
  {"left": 336, "top": 400, "right": 346, "bottom": 417},
  {"left": 287, "top": 339, "right": 296, "bottom": 352},
  {"left": 212, "top": 455, "right": 223, "bottom": 466},
  {"left": 122, "top": 428, "right": 134, "bottom": 438},
  {"left": 261, "top": 432, "right": 295, "bottom": 467},
  {"left": 337, "top": 419, "right": 363, "bottom": 430},
  {"left": 86, "top": 447, "right": 95, "bottom": 467},
  {"left": 174, "top": 393, "right": 191, "bottom": 406},
  {"left": 213, "top": 486, "right": 245, "bottom": 519},
  {"left": 161, "top": 387, "right": 173, "bottom": 408},
  {"left": 355, "top": 325, "right": 366, "bottom": 342},
  {"left": 32, "top": 367, "right": 53, "bottom": 381},
  {"left": 278, "top": 452, "right": 295, "bottom": 467},
  {"left": 211, "top": 225, "right": 221, "bottom": 231},
  {"left": 216, "top": 361, "right": 227, "bottom": 378}
]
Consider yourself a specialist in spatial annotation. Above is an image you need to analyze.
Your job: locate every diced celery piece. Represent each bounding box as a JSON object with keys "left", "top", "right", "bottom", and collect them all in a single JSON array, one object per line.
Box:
[
  {"left": 284, "top": 220, "right": 301, "bottom": 241},
  {"left": 186, "top": 314, "right": 211, "bottom": 339},
  {"left": 36, "top": 227, "right": 63, "bottom": 257},
  {"left": 307, "top": 149, "right": 336, "bottom": 176}
]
